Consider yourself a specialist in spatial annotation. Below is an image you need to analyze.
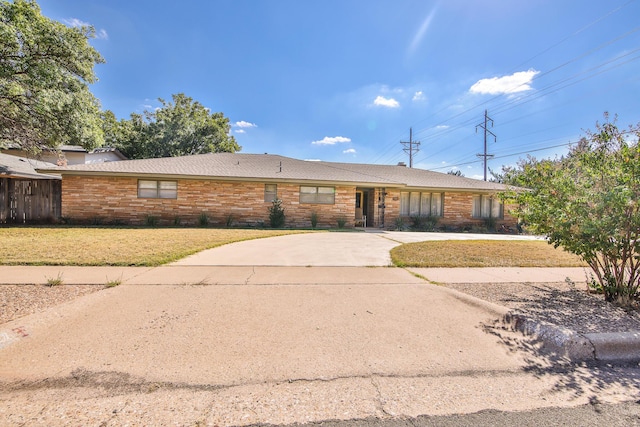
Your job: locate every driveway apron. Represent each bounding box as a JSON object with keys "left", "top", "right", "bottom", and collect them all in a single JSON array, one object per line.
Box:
[{"left": 170, "top": 232, "right": 402, "bottom": 266}]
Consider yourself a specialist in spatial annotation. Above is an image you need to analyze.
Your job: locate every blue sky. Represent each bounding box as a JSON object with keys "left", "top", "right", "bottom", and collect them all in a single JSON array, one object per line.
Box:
[{"left": 41, "top": 0, "right": 640, "bottom": 179}]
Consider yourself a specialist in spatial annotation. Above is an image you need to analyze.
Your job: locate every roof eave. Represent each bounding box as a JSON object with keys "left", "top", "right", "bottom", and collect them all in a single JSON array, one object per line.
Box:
[{"left": 36, "top": 169, "right": 402, "bottom": 187}]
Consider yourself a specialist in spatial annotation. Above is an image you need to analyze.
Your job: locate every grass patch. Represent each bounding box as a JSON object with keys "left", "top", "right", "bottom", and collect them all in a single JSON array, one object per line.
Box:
[
  {"left": 46, "top": 272, "right": 64, "bottom": 286},
  {"left": 105, "top": 276, "right": 123, "bottom": 288},
  {"left": 0, "top": 227, "right": 310, "bottom": 266},
  {"left": 391, "top": 240, "right": 588, "bottom": 268}
]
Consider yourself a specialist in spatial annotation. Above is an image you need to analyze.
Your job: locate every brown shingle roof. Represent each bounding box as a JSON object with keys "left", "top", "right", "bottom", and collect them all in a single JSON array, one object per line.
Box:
[{"left": 37, "top": 152, "right": 509, "bottom": 191}]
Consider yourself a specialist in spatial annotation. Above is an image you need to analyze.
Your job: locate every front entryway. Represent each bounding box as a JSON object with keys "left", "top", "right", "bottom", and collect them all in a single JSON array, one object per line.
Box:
[{"left": 355, "top": 188, "right": 374, "bottom": 227}]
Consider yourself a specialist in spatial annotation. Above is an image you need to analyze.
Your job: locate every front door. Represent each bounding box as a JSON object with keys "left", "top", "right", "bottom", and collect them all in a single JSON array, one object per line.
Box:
[{"left": 355, "top": 189, "right": 370, "bottom": 227}]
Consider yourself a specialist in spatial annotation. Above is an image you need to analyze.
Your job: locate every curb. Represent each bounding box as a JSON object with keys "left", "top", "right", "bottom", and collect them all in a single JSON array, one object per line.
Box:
[
  {"left": 439, "top": 285, "right": 640, "bottom": 364},
  {"left": 503, "top": 313, "right": 640, "bottom": 363}
]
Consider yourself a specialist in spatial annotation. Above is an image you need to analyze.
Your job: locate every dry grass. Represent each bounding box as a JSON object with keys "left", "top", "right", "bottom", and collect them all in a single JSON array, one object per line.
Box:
[
  {"left": 391, "top": 240, "right": 588, "bottom": 268},
  {"left": 0, "top": 227, "right": 308, "bottom": 266}
]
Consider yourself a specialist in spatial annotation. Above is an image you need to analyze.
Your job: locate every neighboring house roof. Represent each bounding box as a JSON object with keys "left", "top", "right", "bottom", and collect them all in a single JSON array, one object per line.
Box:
[
  {"left": 0, "top": 153, "right": 61, "bottom": 180},
  {"left": 2, "top": 145, "right": 128, "bottom": 162},
  {"left": 47, "top": 145, "right": 127, "bottom": 157},
  {"left": 54, "top": 145, "right": 129, "bottom": 162},
  {"left": 56, "top": 145, "right": 88, "bottom": 153},
  {"left": 36, "top": 152, "right": 509, "bottom": 192},
  {"left": 88, "top": 146, "right": 128, "bottom": 159}
]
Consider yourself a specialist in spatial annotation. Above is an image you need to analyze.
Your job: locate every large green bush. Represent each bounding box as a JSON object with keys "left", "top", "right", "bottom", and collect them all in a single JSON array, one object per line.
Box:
[{"left": 503, "top": 116, "right": 640, "bottom": 307}]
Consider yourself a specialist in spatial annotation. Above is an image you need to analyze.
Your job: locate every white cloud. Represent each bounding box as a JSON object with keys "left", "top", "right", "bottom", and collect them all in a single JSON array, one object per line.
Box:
[
  {"left": 408, "top": 9, "right": 437, "bottom": 56},
  {"left": 64, "top": 18, "right": 90, "bottom": 27},
  {"left": 234, "top": 129, "right": 246, "bottom": 134},
  {"left": 412, "top": 91, "right": 425, "bottom": 102},
  {"left": 373, "top": 96, "right": 400, "bottom": 108},
  {"left": 343, "top": 148, "right": 357, "bottom": 154},
  {"left": 435, "top": 125, "right": 449, "bottom": 130},
  {"left": 64, "top": 18, "right": 108, "bottom": 39},
  {"left": 234, "top": 121, "right": 257, "bottom": 128},
  {"left": 469, "top": 69, "right": 540, "bottom": 95},
  {"left": 311, "top": 136, "right": 351, "bottom": 145}
]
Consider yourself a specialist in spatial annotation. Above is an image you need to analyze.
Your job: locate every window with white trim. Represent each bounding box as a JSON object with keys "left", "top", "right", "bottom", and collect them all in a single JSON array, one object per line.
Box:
[
  {"left": 300, "top": 186, "right": 335, "bottom": 204},
  {"left": 137, "top": 180, "right": 177, "bottom": 199},
  {"left": 399, "top": 192, "right": 443, "bottom": 216},
  {"left": 472, "top": 195, "right": 503, "bottom": 219},
  {"left": 264, "top": 184, "right": 277, "bottom": 202}
]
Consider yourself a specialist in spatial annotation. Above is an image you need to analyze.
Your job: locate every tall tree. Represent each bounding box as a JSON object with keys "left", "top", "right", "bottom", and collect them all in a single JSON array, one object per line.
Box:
[
  {"left": 101, "top": 110, "right": 148, "bottom": 159},
  {"left": 109, "top": 93, "right": 240, "bottom": 159},
  {"left": 503, "top": 115, "right": 640, "bottom": 307},
  {"left": 0, "top": 0, "right": 105, "bottom": 151}
]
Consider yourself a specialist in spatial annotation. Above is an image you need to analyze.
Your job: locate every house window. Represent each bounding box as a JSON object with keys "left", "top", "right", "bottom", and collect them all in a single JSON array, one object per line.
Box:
[
  {"left": 137, "top": 180, "right": 177, "bottom": 199},
  {"left": 300, "top": 186, "right": 335, "bottom": 204},
  {"left": 264, "top": 184, "right": 277, "bottom": 202},
  {"left": 472, "top": 195, "right": 503, "bottom": 219},
  {"left": 400, "top": 192, "right": 443, "bottom": 216}
]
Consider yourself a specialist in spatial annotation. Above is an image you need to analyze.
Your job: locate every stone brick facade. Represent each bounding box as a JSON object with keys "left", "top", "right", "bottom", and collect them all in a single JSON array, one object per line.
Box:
[
  {"left": 62, "top": 175, "right": 357, "bottom": 227},
  {"left": 62, "top": 175, "right": 518, "bottom": 230},
  {"left": 382, "top": 189, "right": 518, "bottom": 231}
]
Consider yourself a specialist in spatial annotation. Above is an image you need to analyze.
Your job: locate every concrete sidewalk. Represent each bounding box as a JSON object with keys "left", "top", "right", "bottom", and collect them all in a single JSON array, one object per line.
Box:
[{"left": 0, "top": 265, "right": 591, "bottom": 286}]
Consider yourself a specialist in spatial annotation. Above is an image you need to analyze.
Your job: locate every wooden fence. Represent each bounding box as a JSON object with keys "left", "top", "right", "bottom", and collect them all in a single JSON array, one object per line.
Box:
[{"left": 0, "top": 178, "right": 62, "bottom": 223}]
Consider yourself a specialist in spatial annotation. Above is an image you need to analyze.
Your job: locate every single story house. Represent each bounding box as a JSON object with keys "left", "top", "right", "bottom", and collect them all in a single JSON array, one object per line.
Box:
[
  {"left": 37, "top": 152, "right": 517, "bottom": 229},
  {"left": 0, "top": 153, "right": 61, "bottom": 223}
]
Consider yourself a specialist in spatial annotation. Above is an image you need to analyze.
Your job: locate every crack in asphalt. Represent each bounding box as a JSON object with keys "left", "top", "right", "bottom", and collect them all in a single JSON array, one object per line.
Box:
[
  {"left": 370, "top": 376, "right": 393, "bottom": 417},
  {"left": 0, "top": 367, "right": 534, "bottom": 396}
]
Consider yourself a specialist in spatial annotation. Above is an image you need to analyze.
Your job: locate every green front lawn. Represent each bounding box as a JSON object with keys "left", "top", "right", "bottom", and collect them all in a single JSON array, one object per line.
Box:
[
  {"left": 0, "top": 227, "right": 308, "bottom": 266},
  {"left": 391, "top": 240, "right": 588, "bottom": 268}
]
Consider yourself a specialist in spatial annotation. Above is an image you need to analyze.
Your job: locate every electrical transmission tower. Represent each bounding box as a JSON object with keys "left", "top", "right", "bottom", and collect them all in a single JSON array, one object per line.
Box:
[
  {"left": 401, "top": 127, "right": 420, "bottom": 168},
  {"left": 476, "top": 110, "right": 496, "bottom": 181}
]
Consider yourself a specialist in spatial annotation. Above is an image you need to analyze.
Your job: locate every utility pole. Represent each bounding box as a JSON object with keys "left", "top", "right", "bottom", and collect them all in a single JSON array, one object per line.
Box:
[
  {"left": 476, "top": 110, "right": 496, "bottom": 181},
  {"left": 401, "top": 127, "right": 420, "bottom": 168}
]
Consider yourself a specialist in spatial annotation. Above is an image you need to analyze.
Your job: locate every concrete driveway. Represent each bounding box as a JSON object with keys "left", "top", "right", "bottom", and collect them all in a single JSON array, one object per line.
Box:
[
  {"left": 171, "top": 230, "right": 542, "bottom": 266},
  {"left": 171, "top": 231, "right": 399, "bottom": 266}
]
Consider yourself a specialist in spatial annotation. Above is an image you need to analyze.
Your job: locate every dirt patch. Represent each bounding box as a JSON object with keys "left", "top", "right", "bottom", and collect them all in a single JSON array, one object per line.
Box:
[{"left": 0, "top": 284, "right": 104, "bottom": 325}]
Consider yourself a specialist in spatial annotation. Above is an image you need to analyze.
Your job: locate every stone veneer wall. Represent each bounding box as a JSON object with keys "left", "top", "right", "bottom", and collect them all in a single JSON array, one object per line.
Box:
[
  {"left": 62, "top": 175, "right": 518, "bottom": 229},
  {"left": 381, "top": 189, "right": 518, "bottom": 230},
  {"left": 61, "top": 175, "right": 356, "bottom": 227}
]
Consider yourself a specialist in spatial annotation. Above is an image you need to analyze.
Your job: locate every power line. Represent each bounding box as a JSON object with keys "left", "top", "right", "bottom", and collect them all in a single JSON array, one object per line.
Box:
[
  {"left": 400, "top": 127, "right": 420, "bottom": 167},
  {"left": 411, "top": 49, "right": 640, "bottom": 168},
  {"left": 364, "top": 2, "right": 639, "bottom": 167},
  {"left": 430, "top": 141, "right": 576, "bottom": 171},
  {"left": 431, "top": 123, "right": 640, "bottom": 172},
  {"left": 475, "top": 110, "right": 496, "bottom": 181}
]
